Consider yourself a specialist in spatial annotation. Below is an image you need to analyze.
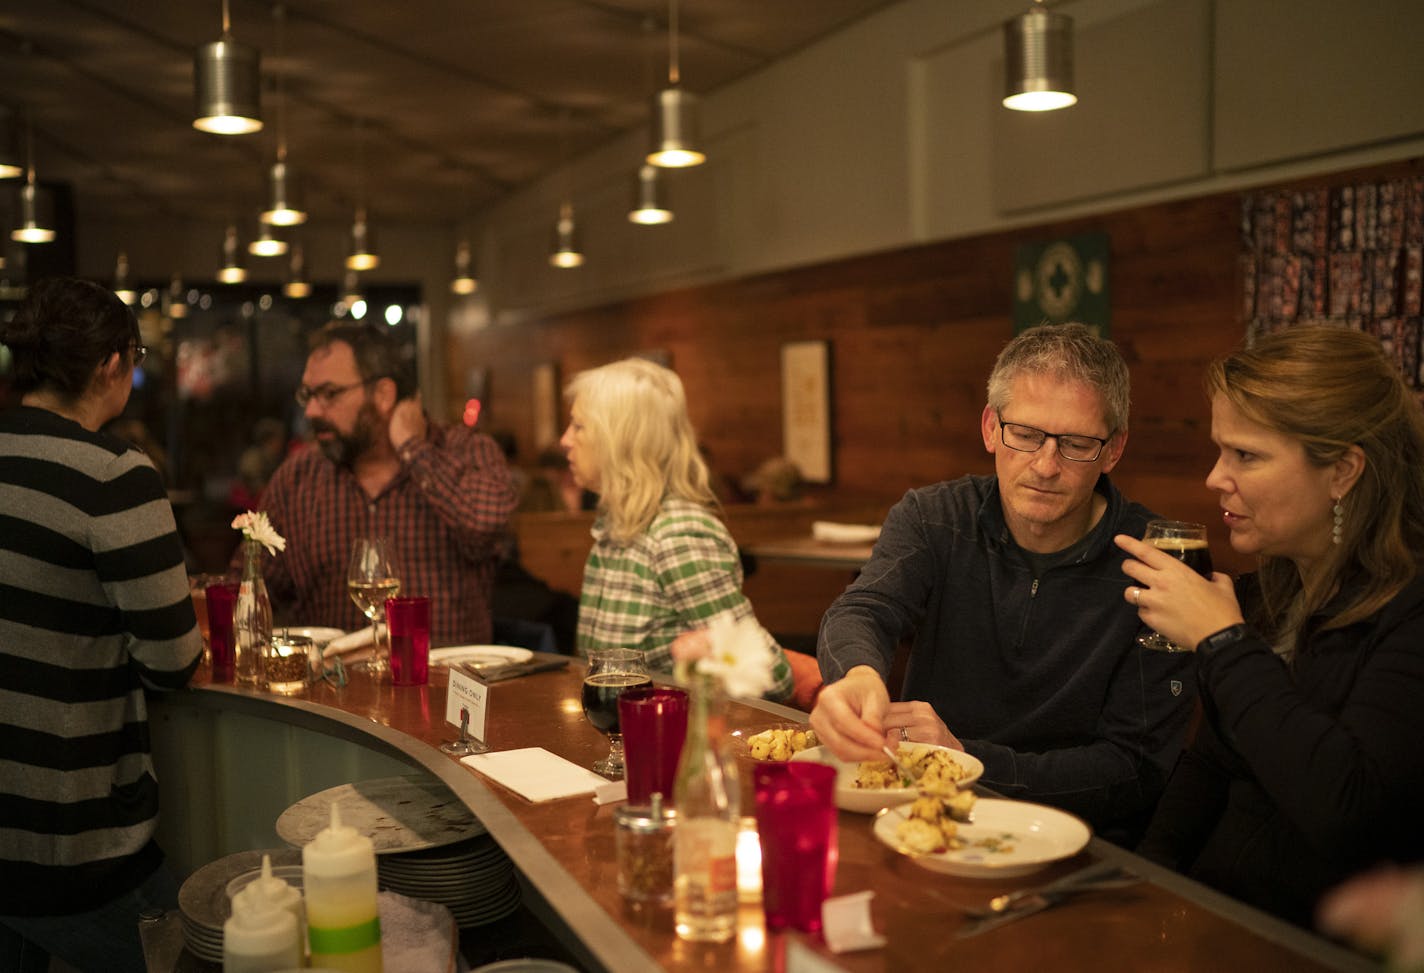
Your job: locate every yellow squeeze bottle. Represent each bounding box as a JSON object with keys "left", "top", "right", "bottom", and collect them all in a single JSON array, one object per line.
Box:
[{"left": 302, "top": 803, "right": 383, "bottom": 972}]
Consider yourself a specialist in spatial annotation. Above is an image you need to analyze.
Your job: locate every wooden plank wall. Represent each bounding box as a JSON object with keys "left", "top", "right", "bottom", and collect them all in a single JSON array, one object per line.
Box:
[{"left": 458, "top": 158, "right": 1421, "bottom": 606}]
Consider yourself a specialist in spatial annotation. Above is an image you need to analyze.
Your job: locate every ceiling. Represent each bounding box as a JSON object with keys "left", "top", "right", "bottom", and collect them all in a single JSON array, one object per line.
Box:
[{"left": 0, "top": 0, "right": 902, "bottom": 233}]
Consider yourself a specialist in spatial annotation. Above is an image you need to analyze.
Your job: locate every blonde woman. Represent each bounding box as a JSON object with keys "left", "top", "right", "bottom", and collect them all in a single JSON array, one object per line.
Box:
[{"left": 561, "top": 357, "right": 793, "bottom": 701}]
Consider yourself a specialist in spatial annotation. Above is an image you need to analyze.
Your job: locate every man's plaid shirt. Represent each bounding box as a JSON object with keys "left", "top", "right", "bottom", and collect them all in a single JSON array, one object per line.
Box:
[
  {"left": 247, "top": 423, "right": 518, "bottom": 646},
  {"left": 576, "top": 498, "right": 794, "bottom": 702}
]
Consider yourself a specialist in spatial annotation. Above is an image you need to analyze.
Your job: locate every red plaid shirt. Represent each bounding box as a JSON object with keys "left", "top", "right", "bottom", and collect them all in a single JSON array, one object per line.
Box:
[{"left": 242, "top": 423, "right": 517, "bottom": 646}]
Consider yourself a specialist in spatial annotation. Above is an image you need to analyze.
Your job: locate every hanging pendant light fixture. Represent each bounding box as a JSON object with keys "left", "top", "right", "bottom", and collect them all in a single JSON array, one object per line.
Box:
[
  {"left": 0, "top": 106, "right": 22, "bottom": 180},
  {"left": 112, "top": 251, "right": 137, "bottom": 304},
  {"left": 549, "top": 202, "right": 584, "bottom": 268},
  {"left": 260, "top": 5, "right": 306, "bottom": 225},
  {"left": 1003, "top": 0, "right": 1077, "bottom": 112},
  {"left": 345, "top": 206, "right": 379, "bottom": 270},
  {"left": 194, "top": 0, "right": 263, "bottom": 134},
  {"left": 628, "top": 163, "right": 674, "bottom": 224},
  {"left": 248, "top": 222, "right": 287, "bottom": 257},
  {"left": 283, "top": 244, "right": 311, "bottom": 298},
  {"left": 11, "top": 112, "right": 55, "bottom": 244},
  {"left": 217, "top": 225, "right": 247, "bottom": 283},
  {"left": 165, "top": 273, "right": 189, "bottom": 319},
  {"left": 451, "top": 240, "right": 478, "bottom": 295},
  {"left": 648, "top": 0, "right": 704, "bottom": 168}
]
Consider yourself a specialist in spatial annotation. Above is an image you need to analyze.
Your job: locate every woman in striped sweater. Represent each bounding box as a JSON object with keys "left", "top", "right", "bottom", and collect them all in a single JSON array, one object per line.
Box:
[{"left": 0, "top": 277, "right": 202, "bottom": 972}]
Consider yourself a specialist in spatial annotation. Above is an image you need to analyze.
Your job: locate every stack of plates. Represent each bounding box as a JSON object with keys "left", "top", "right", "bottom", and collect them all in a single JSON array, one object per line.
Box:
[
  {"left": 378, "top": 834, "right": 521, "bottom": 927},
  {"left": 177, "top": 847, "right": 302, "bottom": 963}
]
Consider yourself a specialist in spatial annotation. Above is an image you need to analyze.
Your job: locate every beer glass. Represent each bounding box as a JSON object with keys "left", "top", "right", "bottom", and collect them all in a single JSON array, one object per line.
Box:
[{"left": 1137, "top": 520, "right": 1212, "bottom": 652}]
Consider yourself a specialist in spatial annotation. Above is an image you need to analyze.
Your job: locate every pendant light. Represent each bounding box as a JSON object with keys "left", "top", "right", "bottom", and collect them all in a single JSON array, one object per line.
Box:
[
  {"left": 248, "top": 223, "right": 288, "bottom": 257},
  {"left": 217, "top": 224, "right": 247, "bottom": 283},
  {"left": 1003, "top": 0, "right": 1077, "bottom": 112},
  {"left": 283, "top": 244, "right": 311, "bottom": 298},
  {"left": 260, "top": 4, "right": 306, "bottom": 226},
  {"left": 194, "top": 0, "right": 263, "bottom": 134},
  {"left": 0, "top": 106, "right": 22, "bottom": 180},
  {"left": 341, "top": 268, "right": 364, "bottom": 304},
  {"left": 451, "top": 240, "right": 478, "bottom": 295},
  {"left": 11, "top": 112, "right": 55, "bottom": 244},
  {"left": 165, "top": 274, "right": 189, "bottom": 319},
  {"left": 628, "top": 163, "right": 673, "bottom": 224},
  {"left": 113, "top": 251, "right": 136, "bottom": 304},
  {"left": 345, "top": 206, "right": 379, "bottom": 270},
  {"left": 549, "top": 202, "right": 584, "bottom": 268},
  {"left": 647, "top": 0, "right": 704, "bottom": 168}
]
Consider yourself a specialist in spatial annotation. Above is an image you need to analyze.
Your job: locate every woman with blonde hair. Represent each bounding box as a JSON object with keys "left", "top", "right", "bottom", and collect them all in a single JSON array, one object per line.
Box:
[
  {"left": 561, "top": 357, "right": 793, "bottom": 700},
  {"left": 1116, "top": 326, "right": 1424, "bottom": 928}
]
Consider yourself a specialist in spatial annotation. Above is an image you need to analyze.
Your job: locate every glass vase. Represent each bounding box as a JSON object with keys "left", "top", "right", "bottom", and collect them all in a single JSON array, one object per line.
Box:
[
  {"left": 234, "top": 538, "right": 272, "bottom": 688},
  {"left": 672, "top": 673, "right": 740, "bottom": 943}
]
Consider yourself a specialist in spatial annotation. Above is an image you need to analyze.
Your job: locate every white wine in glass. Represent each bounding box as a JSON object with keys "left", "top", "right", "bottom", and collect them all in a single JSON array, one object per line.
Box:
[{"left": 347, "top": 537, "right": 401, "bottom": 674}]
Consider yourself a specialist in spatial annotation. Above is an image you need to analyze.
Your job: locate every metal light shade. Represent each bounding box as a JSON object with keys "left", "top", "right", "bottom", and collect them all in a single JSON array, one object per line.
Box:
[
  {"left": 341, "top": 268, "right": 363, "bottom": 304},
  {"left": 549, "top": 203, "right": 584, "bottom": 268},
  {"left": 11, "top": 183, "right": 56, "bottom": 243},
  {"left": 113, "top": 251, "right": 136, "bottom": 304},
  {"left": 0, "top": 108, "right": 21, "bottom": 179},
  {"left": 248, "top": 223, "right": 288, "bottom": 257},
  {"left": 1003, "top": 5, "right": 1077, "bottom": 112},
  {"left": 165, "top": 274, "right": 189, "bottom": 319},
  {"left": 628, "top": 164, "right": 674, "bottom": 225},
  {"left": 647, "top": 87, "right": 705, "bottom": 167},
  {"left": 194, "top": 35, "right": 263, "bottom": 134},
  {"left": 217, "top": 225, "right": 247, "bottom": 283},
  {"left": 260, "top": 160, "right": 306, "bottom": 225},
  {"left": 345, "top": 209, "right": 379, "bottom": 271},
  {"left": 283, "top": 245, "right": 311, "bottom": 298},
  {"left": 451, "top": 240, "right": 478, "bottom": 295}
]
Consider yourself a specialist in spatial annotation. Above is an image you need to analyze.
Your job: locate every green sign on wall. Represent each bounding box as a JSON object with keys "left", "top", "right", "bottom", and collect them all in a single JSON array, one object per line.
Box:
[{"left": 1012, "top": 231, "right": 1111, "bottom": 336}]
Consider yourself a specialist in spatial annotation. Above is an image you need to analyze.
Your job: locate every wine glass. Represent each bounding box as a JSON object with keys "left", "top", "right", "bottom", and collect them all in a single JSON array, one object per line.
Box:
[
  {"left": 1137, "top": 520, "right": 1213, "bottom": 652},
  {"left": 347, "top": 537, "right": 402, "bottom": 674},
  {"left": 582, "top": 648, "right": 651, "bottom": 779}
]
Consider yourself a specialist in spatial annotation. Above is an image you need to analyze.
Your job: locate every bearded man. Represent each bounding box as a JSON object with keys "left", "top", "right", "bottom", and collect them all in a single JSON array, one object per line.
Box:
[{"left": 235, "top": 323, "right": 517, "bottom": 646}]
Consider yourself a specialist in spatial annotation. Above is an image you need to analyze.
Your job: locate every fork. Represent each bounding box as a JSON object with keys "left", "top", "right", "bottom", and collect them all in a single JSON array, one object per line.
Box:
[
  {"left": 880, "top": 745, "right": 918, "bottom": 787},
  {"left": 961, "top": 861, "right": 1140, "bottom": 920}
]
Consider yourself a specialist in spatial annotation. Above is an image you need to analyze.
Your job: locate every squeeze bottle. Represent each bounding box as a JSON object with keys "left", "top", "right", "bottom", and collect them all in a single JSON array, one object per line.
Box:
[
  {"left": 247, "top": 854, "right": 305, "bottom": 934},
  {"left": 222, "top": 880, "right": 302, "bottom": 972},
  {"left": 302, "top": 803, "right": 383, "bottom": 972}
]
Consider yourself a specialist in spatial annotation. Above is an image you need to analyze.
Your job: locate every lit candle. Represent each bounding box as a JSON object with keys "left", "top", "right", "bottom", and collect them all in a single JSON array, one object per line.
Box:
[{"left": 736, "top": 816, "right": 762, "bottom": 902}]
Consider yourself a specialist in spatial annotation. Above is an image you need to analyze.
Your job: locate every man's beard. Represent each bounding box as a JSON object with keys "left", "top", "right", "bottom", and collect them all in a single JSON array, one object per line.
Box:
[{"left": 311, "top": 402, "right": 381, "bottom": 467}]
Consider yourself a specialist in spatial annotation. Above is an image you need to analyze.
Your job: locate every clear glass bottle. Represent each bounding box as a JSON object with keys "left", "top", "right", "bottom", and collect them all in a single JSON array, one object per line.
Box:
[
  {"left": 234, "top": 537, "right": 272, "bottom": 688},
  {"left": 672, "top": 674, "right": 739, "bottom": 943}
]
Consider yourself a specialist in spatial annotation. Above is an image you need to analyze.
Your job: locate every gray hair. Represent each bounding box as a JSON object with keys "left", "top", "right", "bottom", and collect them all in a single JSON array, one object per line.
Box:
[{"left": 986, "top": 323, "right": 1130, "bottom": 432}]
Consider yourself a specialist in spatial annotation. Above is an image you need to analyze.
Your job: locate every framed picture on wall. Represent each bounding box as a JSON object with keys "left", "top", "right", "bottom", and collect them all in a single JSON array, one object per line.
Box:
[
  {"left": 532, "top": 362, "right": 560, "bottom": 450},
  {"left": 781, "top": 340, "right": 832, "bottom": 483}
]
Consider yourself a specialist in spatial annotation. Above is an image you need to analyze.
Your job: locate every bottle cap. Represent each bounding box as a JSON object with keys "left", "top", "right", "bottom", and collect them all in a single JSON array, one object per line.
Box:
[
  {"left": 248, "top": 854, "right": 303, "bottom": 912},
  {"left": 302, "top": 803, "right": 376, "bottom": 878},
  {"left": 224, "top": 883, "right": 299, "bottom": 955}
]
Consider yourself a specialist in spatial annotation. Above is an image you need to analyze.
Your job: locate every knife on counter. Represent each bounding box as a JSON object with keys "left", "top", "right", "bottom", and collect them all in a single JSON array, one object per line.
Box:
[
  {"left": 955, "top": 862, "right": 1142, "bottom": 939},
  {"left": 460, "top": 657, "right": 571, "bottom": 683}
]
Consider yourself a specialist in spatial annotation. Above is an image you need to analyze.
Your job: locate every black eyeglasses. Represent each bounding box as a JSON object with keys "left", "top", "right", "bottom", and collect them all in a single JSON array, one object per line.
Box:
[
  {"left": 129, "top": 343, "right": 148, "bottom": 366},
  {"left": 294, "top": 378, "right": 377, "bottom": 408},
  {"left": 997, "top": 413, "right": 1110, "bottom": 463}
]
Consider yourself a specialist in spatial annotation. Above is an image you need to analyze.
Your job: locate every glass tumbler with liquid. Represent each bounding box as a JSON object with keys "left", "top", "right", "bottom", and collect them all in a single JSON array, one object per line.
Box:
[{"left": 1137, "top": 519, "right": 1213, "bottom": 652}]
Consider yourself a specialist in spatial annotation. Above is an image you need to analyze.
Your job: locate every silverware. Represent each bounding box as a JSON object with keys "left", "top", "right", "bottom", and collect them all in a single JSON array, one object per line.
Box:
[
  {"left": 461, "top": 658, "right": 570, "bottom": 683},
  {"left": 956, "top": 861, "right": 1141, "bottom": 938},
  {"left": 881, "top": 745, "right": 918, "bottom": 787}
]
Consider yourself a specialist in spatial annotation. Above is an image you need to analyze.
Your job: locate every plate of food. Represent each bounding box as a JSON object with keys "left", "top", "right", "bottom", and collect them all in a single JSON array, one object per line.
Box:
[
  {"left": 729, "top": 723, "right": 820, "bottom": 762},
  {"left": 427, "top": 645, "right": 534, "bottom": 670},
  {"left": 791, "top": 742, "right": 983, "bottom": 814},
  {"left": 873, "top": 797, "right": 1090, "bottom": 878}
]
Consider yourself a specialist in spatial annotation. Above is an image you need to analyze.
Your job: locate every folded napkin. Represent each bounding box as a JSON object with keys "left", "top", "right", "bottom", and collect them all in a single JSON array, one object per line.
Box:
[
  {"left": 323, "top": 627, "right": 374, "bottom": 658},
  {"left": 811, "top": 520, "right": 881, "bottom": 544},
  {"left": 461, "top": 748, "right": 610, "bottom": 803}
]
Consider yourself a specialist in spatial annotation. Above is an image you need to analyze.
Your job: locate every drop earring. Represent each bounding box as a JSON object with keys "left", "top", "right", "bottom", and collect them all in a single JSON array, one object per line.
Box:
[{"left": 1331, "top": 496, "right": 1344, "bottom": 545}]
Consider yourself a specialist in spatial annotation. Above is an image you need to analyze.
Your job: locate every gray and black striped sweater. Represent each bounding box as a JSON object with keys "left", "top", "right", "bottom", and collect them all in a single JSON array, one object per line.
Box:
[{"left": 0, "top": 405, "right": 201, "bottom": 916}]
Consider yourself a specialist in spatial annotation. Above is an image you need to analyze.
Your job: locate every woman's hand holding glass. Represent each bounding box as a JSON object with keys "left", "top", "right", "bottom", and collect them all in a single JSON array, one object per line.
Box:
[{"left": 1115, "top": 527, "right": 1243, "bottom": 652}]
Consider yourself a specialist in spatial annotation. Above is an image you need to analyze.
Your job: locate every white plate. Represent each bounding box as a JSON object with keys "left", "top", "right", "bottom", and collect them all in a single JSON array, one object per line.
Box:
[
  {"left": 873, "top": 798, "right": 1090, "bottom": 878},
  {"left": 427, "top": 645, "right": 533, "bottom": 669},
  {"left": 284, "top": 626, "right": 345, "bottom": 646},
  {"left": 791, "top": 744, "right": 984, "bottom": 814}
]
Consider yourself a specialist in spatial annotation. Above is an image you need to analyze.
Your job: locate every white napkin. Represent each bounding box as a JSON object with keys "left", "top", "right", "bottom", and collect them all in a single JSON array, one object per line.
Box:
[
  {"left": 811, "top": 521, "right": 881, "bottom": 544},
  {"left": 821, "top": 890, "right": 887, "bottom": 953},
  {"left": 323, "top": 627, "right": 374, "bottom": 658},
  {"left": 461, "top": 747, "right": 610, "bottom": 803}
]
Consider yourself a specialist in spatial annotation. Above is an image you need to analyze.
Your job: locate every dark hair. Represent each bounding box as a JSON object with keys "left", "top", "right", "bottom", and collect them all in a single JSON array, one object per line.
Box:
[
  {"left": 308, "top": 322, "right": 415, "bottom": 398},
  {"left": 0, "top": 277, "right": 139, "bottom": 400}
]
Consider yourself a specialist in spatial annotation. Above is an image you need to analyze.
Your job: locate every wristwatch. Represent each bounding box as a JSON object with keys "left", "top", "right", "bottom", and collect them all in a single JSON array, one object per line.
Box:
[{"left": 1196, "top": 623, "right": 1248, "bottom": 657}]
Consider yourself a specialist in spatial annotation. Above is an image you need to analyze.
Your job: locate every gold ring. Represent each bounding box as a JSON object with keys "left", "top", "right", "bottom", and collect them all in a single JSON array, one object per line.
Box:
[{"left": 1131, "top": 587, "right": 1141, "bottom": 607}]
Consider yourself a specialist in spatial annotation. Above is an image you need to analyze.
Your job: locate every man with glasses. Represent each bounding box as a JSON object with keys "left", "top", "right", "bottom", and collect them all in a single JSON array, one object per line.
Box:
[
  {"left": 810, "top": 323, "right": 1195, "bottom": 843},
  {"left": 240, "top": 323, "right": 517, "bottom": 646}
]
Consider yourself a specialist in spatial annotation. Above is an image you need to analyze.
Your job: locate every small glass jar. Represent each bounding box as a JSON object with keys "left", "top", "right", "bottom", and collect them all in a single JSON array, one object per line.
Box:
[
  {"left": 264, "top": 632, "right": 314, "bottom": 695},
  {"left": 614, "top": 792, "right": 677, "bottom": 905}
]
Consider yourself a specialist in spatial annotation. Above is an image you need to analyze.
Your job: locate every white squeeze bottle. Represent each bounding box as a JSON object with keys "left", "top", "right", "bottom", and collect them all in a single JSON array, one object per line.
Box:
[
  {"left": 302, "top": 803, "right": 383, "bottom": 972},
  {"left": 247, "top": 854, "right": 305, "bottom": 936},
  {"left": 222, "top": 880, "right": 302, "bottom": 972}
]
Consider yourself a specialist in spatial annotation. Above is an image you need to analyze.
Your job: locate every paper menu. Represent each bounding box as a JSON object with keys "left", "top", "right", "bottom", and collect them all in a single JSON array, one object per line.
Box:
[{"left": 461, "top": 747, "right": 610, "bottom": 803}]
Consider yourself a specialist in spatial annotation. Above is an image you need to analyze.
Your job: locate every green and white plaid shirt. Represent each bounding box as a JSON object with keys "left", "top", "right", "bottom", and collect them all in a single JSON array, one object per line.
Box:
[{"left": 576, "top": 497, "right": 794, "bottom": 701}]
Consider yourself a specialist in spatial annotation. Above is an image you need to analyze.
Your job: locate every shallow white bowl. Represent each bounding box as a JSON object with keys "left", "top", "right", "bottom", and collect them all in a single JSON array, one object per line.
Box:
[{"left": 790, "top": 743, "right": 984, "bottom": 814}]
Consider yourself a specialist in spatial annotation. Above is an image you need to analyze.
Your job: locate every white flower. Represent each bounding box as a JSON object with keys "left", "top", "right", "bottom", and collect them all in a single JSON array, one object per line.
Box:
[
  {"left": 696, "top": 615, "right": 775, "bottom": 699},
  {"left": 231, "top": 510, "right": 286, "bottom": 557}
]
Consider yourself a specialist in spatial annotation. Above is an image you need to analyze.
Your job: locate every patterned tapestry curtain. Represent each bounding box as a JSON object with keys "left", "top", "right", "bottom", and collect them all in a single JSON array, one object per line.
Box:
[{"left": 1238, "top": 173, "right": 1424, "bottom": 392}]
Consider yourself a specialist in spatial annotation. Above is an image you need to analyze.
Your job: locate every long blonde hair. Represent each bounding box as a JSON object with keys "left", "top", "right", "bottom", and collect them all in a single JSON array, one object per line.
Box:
[
  {"left": 565, "top": 357, "right": 716, "bottom": 543},
  {"left": 1206, "top": 327, "right": 1424, "bottom": 642}
]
